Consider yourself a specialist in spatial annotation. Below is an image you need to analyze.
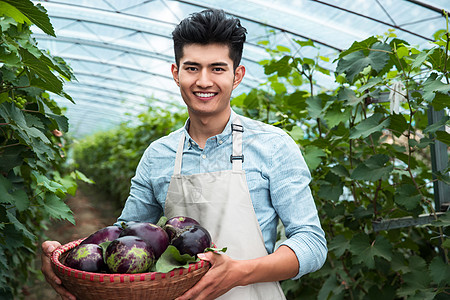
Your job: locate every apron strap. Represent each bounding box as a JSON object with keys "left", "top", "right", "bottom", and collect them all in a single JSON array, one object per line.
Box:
[
  {"left": 231, "top": 117, "right": 244, "bottom": 171},
  {"left": 173, "top": 133, "right": 185, "bottom": 175},
  {"left": 173, "top": 116, "right": 244, "bottom": 175}
]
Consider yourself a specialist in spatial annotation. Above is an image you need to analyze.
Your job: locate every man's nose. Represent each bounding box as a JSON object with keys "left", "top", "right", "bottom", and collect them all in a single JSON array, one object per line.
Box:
[{"left": 196, "top": 70, "right": 213, "bottom": 88}]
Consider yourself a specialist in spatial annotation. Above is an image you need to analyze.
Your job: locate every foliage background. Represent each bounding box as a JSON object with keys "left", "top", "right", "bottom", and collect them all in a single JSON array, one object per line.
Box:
[
  {"left": 0, "top": 0, "right": 449, "bottom": 299},
  {"left": 0, "top": 0, "right": 89, "bottom": 298}
]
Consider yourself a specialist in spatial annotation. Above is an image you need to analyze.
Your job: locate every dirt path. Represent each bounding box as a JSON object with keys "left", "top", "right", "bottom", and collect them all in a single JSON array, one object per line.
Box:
[{"left": 25, "top": 185, "right": 119, "bottom": 299}]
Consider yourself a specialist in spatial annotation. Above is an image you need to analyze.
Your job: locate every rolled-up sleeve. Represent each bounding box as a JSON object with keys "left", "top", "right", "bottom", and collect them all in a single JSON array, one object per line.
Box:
[{"left": 269, "top": 134, "right": 327, "bottom": 279}]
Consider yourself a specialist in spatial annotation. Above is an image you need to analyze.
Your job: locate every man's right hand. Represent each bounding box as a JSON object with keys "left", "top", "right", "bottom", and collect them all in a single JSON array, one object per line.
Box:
[{"left": 41, "top": 241, "right": 76, "bottom": 300}]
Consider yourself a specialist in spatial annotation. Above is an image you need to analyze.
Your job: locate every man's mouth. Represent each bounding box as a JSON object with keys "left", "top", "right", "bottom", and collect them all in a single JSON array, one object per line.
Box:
[{"left": 194, "top": 92, "right": 216, "bottom": 98}]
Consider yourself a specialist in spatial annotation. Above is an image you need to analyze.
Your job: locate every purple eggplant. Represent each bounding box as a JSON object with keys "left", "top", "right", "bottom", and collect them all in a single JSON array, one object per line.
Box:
[
  {"left": 119, "top": 222, "right": 169, "bottom": 259},
  {"left": 171, "top": 225, "right": 212, "bottom": 257},
  {"left": 65, "top": 244, "right": 106, "bottom": 272},
  {"left": 80, "top": 225, "right": 123, "bottom": 245},
  {"left": 105, "top": 236, "right": 155, "bottom": 274},
  {"left": 165, "top": 216, "right": 200, "bottom": 241}
]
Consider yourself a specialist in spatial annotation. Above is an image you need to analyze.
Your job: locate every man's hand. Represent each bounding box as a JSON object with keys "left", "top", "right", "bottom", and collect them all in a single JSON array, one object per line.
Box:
[
  {"left": 175, "top": 251, "right": 245, "bottom": 300},
  {"left": 41, "top": 241, "right": 77, "bottom": 300}
]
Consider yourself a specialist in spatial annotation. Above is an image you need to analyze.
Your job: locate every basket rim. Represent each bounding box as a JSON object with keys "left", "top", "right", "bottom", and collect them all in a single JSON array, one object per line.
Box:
[{"left": 51, "top": 238, "right": 209, "bottom": 282}]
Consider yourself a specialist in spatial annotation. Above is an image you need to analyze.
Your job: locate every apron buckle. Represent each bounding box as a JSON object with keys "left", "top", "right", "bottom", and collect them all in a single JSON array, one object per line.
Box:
[
  {"left": 231, "top": 123, "right": 244, "bottom": 132},
  {"left": 230, "top": 154, "right": 244, "bottom": 163}
]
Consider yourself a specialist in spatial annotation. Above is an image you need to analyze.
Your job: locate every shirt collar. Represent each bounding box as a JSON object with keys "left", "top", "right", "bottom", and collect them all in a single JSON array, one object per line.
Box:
[{"left": 182, "top": 109, "right": 237, "bottom": 149}]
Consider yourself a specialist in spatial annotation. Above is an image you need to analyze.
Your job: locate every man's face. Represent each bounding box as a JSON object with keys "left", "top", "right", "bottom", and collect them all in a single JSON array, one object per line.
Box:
[{"left": 171, "top": 43, "right": 245, "bottom": 120}]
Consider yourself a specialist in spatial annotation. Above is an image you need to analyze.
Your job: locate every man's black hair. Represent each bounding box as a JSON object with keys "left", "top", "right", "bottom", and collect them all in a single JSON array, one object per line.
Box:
[{"left": 172, "top": 9, "right": 247, "bottom": 70}]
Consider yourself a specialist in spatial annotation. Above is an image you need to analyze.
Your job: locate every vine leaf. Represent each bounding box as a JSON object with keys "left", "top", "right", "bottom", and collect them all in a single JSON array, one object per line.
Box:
[
  {"left": 394, "top": 184, "right": 422, "bottom": 211},
  {"left": 351, "top": 154, "right": 393, "bottom": 181},
  {"left": 429, "top": 256, "right": 450, "bottom": 285},
  {"left": 0, "top": 175, "right": 30, "bottom": 211},
  {"left": 387, "top": 113, "right": 408, "bottom": 137},
  {"left": 435, "top": 130, "right": 450, "bottom": 145},
  {"left": 42, "top": 194, "right": 75, "bottom": 225},
  {"left": 349, "top": 234, "right": 393, "bottom": 268},
  {"left": 423, "top": 73, "right": 450, "bottom": 102},
  {"left": 349, "top": 113, "right": 390, "bottom": 139},
  {"left": 336, "top": 42, "right": 391, "bottom": 83},
  {"left": 2, "top": 0, "right": 55, "bottom": 36},
  {"left": 303, "top": 145, "right": 326, "bottom": 170},
  {"left": 328, "top": 235, "right": 350, "bottom": 257}
]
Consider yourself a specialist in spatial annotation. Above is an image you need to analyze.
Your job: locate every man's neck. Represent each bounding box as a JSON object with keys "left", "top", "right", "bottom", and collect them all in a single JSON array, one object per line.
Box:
[{"left": 188, "top": 109, "right": 231, "bottom": 148}]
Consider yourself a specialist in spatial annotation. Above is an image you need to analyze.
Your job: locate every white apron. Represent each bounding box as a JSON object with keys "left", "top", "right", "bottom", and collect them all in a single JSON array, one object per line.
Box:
[{"left": 165, "top": 117, "right": 286, "bottom": 299}]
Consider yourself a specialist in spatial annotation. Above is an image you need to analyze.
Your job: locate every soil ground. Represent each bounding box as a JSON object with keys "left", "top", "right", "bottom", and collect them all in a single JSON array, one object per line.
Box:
[{"left": 23, "top": 184, "right": 120, "bottom": 300}]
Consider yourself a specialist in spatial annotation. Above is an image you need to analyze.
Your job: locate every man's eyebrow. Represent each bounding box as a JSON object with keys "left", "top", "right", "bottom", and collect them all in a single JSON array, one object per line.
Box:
[{"left": 182, "top": 61, "right": 229, "bottom": 67}]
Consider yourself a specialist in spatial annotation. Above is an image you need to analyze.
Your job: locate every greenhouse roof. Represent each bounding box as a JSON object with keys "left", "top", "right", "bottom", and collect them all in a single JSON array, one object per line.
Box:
[{"left": 31, "top": 0, "right": 450, "bottom": 137}]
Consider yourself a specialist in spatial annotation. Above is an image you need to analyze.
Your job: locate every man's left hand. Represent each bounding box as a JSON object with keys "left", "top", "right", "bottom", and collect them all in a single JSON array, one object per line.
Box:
[{"left": 175, "top": 251, "right": 245, "bottom": 300}]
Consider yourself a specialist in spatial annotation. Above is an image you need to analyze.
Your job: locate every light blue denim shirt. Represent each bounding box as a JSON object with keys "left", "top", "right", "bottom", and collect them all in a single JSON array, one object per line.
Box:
[{"left": 116, "top": 110, "right": 327, "bottom": 279}]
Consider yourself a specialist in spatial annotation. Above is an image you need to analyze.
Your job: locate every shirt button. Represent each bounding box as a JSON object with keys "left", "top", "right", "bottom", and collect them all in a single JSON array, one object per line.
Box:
[
  {"left": 218, "top": 140, "right": 223, "bottom": 144},
  {"left": 202, "top": 154, "right": 207, "bottom": 159}
]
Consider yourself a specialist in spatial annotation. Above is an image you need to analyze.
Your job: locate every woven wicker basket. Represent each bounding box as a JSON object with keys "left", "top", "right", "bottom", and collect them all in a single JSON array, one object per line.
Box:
[{"left": 51, "top": 239, "right": 210, "bottom": 300}]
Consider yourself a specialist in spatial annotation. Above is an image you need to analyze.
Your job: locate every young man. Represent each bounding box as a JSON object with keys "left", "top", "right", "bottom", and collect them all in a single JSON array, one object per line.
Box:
[{"left": 41, "top": 9, "right": 327, "bottom": 300}]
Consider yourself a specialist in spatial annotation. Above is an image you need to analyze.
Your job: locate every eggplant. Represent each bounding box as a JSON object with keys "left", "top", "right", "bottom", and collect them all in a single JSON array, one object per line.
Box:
[
  {"left": 171, "top": 225, "right": 212, "bottom": 257},
  {"left": 65, "top": 244, "right": 106, "bottom": 272},
  {"left": 105, "top": 236, "right": 155, "bottom": 274},
  {"left": 80, "top": 225, "right": 123, "bottom": 245},
  {"left": 119, "top": 222, "right": 169, "bottom": 259},
  {"left": 164, "top": 216, "right": 200, "bottom": 241}
]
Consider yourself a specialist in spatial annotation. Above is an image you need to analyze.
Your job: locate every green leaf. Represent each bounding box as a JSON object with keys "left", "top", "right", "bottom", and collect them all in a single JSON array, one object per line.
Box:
[
  {"left": 336, "top": 42, "right": 391, "bottom": 83},
  {"left": 71, "top": 170, "right": 95, "bottom": 184},
  {"left": 423, "top": 73, "right": 450, "bottom": 102},
  {"left": 286, "top": 125, "right": 304, "bottom": 141},
  {"left": 337, "top": 36, "right": 379, "bottom": 60},
  {"left": 318, "top": 273, "right": 343, "bottom": 300},
  {"left": 349, "top": 234, "right": 393, "bottom": 268},
  {"left": 306, "top": 95, "right": 327, "bottom": 119},
  {"left": 431, "top": 92, "right": 450, "bottom": 110},
  {"left": 303, "top": 145, "right": 326, "bottom": 170},
  {"left": 330, "top": 164, "right": 350, "bottom": 178},
  {"left": 429, "top": 256, "right": 450, "bottom": 285},
  {"left": 337, "top": 87, "right": 364, "bottom": 106},
  {"left": 0, "top": 1, "right": 31, "bottom": 24},
  {"left": 154, "top": 245, "right": 199, "bottom": 273},
  {"left": 394, "top": 184, "right": 421, "bottom": 210},
  {"left": 6, "top": 210, "right": 35, "bottom": 240},
  {"left": 351, "top": 154, "right": 393, "bottom": 181},
  {"left": 431, "top": 211, "right": 450, "bottom": 226},
  {"left": 387, "top": 113, "right": 408, "bottom": 137},
  {"left": 294, "top": 39, "right": 315, "bottom": 48},
  {"left": 0, "top": 145, "right": 26, "bottom": 172},
  {"left": 0, "top": 175, "right": 30, "bottom": 211},
  {"left": 358, "top": 77, "right": 382, "bottom": 93},
  {"left": 42, "top": 194, "right": 75, "bottom": 224},
  {"left": 317, "top": 172, "right": 343, "bottom": 201},
  {"left": 18, "top": 48, "right": 63, "bottom": 94},
  {"left": 205, "top": 247, "right": 227, "bottom": 253},
  {"left": 324, "top": 103, "right": 351, "bottom": 128},
  {"left": 435, "top": 130, "right": 450, "bottom": 145},
  {"left": 328, "top": 235, "right": 350, "bottom": 257},
  {"left": 411, "top": 48, "right": 435, "bottom": 70},
  {"left": 397, "top": 256, "right": 431, "bottom": 297},
  {"left": 264, "top": 56, "right": 292, "bottom": 76},
  {"left": 2, "top": 0, "right": 55, "bottom": 36},
  {"left": 423, "top": 115, "right": 449, "bottom": 134},
  {"left": 349, "top": 114, "right": 390, "bottom": 139},
  {"left": 32, "top": 171, "right": 67, "bottom": 197}
]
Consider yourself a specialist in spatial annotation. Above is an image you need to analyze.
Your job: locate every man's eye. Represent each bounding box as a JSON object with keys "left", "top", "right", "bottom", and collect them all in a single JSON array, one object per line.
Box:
[
  {"left": 186, "top": 67, "right": 197, "bottom": 71},
  {"left": 213, "top": 67, "right": 225, "bottom": 72}
]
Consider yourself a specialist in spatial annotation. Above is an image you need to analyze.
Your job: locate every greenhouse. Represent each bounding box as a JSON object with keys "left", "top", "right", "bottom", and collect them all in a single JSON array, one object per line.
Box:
[{"left": 1, "top": 0, "right": 449, "bottom": 299}]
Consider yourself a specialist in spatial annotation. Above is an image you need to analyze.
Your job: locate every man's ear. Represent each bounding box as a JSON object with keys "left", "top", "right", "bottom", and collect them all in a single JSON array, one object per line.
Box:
[
  {"left": 171, "top": 63, "right": 180, "bottom": 86},
  {"left": 233, "top": 65, "right": 245, "bottom": 90}
]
